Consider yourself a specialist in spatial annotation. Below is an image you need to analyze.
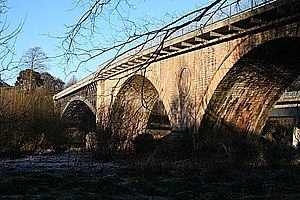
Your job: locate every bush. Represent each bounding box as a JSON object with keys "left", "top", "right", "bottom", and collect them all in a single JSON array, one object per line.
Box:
[
  {"left": 133, "top": 133, "right": 156, "bottom": 154},
  {"left": 0, "top": 88, "right": 68, "bottom": 155}
]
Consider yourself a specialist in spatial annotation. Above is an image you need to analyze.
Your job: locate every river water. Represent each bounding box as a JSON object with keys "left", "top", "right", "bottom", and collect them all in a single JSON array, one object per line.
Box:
[{"left": 0, "top": 152, "right": 120, "bottom": 180}]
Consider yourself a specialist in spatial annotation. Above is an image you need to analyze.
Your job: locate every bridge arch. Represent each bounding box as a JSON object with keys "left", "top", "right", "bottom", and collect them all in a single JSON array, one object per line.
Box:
[
  {"left": 109, "top": 74, "right": 171, "bottom": 149},
  {"left": 200, "top": 35, "right": 300, "bottom": 142},
  {"left": 61, "top": 97, "right": 96, "bottom": 118},
  {"left": 61, "top": 98, "right": 96, "bottom": 134}
]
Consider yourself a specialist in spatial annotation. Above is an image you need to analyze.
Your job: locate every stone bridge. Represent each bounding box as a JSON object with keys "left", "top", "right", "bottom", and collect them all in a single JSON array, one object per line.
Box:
[{"left": 54, "top": 0, "right": 300, "bottom": 145}]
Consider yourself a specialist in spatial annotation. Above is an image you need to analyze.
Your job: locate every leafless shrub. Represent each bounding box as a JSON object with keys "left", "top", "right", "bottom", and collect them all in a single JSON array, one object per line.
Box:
[{"left": 0, "top": 87, "right": 68, "bottom": 155}]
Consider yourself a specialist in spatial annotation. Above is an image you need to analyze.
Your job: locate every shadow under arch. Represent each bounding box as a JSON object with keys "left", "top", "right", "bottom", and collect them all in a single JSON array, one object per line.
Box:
[
  {"left": 61, "top": 97, "right": 96, "bottom": 118},
  {"left": 200, "top": 37, "right": 300, "bottom": 144},
  {"left": 62, "top": 100, "right": 96, "bottom": 134},
  {"left": 109, "top": 74, "right": 171, "bottom": 150}
]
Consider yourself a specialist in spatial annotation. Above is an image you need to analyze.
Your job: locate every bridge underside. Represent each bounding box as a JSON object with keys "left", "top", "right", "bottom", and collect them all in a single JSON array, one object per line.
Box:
[
  {"left": 200, "top": 38, "right": 300, "bottom": 143},
  {"left": 107, "top": 75, "right": 170, "bottom": 149},
  {"left": 62, "top": 100, "right": 96, "bottom": 133}
]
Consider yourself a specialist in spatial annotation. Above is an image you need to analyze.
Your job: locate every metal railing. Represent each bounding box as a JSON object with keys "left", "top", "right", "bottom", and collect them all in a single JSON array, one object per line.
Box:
[{"left": 104, "top": 0, "right": 275, "bottom": 68}]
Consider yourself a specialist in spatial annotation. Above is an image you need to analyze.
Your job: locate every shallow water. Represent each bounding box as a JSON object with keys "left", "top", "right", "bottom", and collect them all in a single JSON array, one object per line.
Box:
[{"left": 0, "top": 152, "right": 119, "bottom": 180}]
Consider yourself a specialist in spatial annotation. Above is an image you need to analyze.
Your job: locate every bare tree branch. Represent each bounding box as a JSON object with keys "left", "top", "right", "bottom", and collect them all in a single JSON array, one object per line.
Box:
[
  {"left": 61, "top": 0, "right": 225, "bottom": 74},
  {"left": 0, "top": 0, "right": 24, "bottom": 77}
]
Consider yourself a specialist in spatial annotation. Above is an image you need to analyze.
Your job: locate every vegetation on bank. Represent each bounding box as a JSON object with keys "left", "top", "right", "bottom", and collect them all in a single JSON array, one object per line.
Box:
[
  {"left": 0, "top": 46, "right": 84, "bottom": 156},
  {"left": 0, "top": 86, "right": 69, "bottom": 157},
  {"left": 0, "top": 132, "right": 298, "bottom": 199},
  {"left": 0, "top": 159, "right": 298, "bottom": 199}
]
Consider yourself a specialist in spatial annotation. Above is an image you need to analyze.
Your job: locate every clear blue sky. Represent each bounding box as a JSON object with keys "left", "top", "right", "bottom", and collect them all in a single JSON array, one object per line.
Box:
[{"left": 5, "top": 0, "right": 210, "bottom": 85}]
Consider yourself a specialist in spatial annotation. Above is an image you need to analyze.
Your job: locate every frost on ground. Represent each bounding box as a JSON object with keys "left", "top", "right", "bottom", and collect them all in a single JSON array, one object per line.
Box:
[{"left": 0, "top": 152, "right": 299, "bottom": 199}]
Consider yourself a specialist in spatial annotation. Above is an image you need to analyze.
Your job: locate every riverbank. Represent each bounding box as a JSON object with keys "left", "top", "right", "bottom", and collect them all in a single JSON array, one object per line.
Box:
[{"left": 0, "top": 152, "right": 299, "bottom": 199}]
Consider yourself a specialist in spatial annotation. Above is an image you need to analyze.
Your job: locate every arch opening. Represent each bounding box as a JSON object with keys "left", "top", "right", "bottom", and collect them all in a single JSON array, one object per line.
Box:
[
  {"left": 62, "top": 100, "right": 96, "bottom": 147},
  {"left": 146, "top": 96, "right": 171, "bottom": 138},
  {"left": 109, "top": 75, "right": 170, "bottom": 149},
  {"left": 200, "top": 37, "right": 300, "bottom": 144},
  {"left": 263, "top": 75, "right": 300, "bottom": 148}
]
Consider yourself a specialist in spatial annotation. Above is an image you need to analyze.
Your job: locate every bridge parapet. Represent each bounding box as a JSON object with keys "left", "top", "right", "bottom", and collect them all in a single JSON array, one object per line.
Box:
[
  {"left": 273, "top": 91, "right": 300, "bottom": 109},
  {"left": 96, "top": 0, "right": 296, "bottom": 81},
  {"left": 108, "top": 0, "right": 277, "bottom": 66},
  {"left": 278, "top": 91, "right": 300, "bottom": 101}
]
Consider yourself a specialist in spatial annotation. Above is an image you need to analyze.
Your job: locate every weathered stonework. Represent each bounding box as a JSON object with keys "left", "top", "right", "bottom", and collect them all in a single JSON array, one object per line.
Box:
[{"left": 54, "top": 1, "right": 300, "bottom": 143}]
